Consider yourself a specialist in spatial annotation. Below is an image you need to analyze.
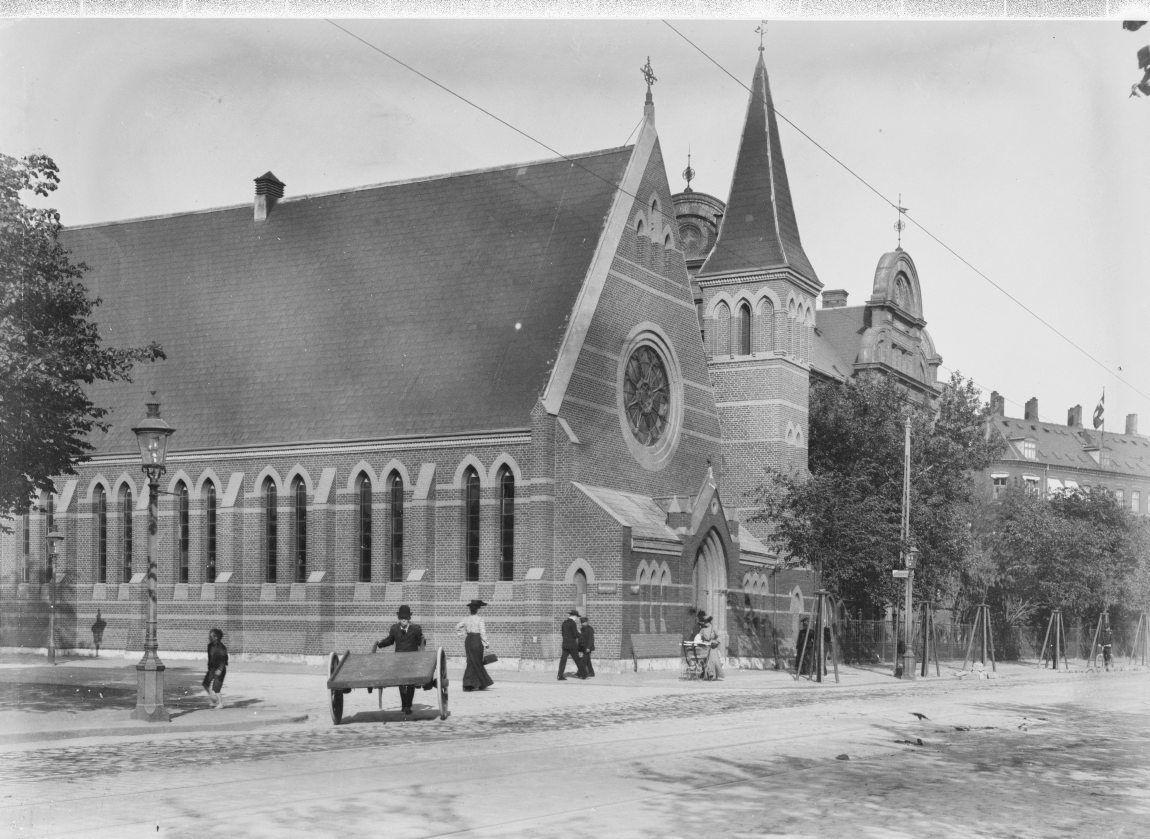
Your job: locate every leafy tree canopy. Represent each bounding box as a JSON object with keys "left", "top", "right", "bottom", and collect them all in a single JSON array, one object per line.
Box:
[
  {"left": 973, "top": 485, "right": 1150, "bottom": 627},
  {"left": 753, "top": 372, "right": 1002, "bottom": 617},
  {"left": 0, "top": 153, "right": 163, "bottom": 523}
]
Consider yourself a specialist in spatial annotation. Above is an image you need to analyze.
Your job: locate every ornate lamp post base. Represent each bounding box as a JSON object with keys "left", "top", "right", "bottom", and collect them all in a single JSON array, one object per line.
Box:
[{"left": 133, "top": 654, "right": 170, "bottom": 722}]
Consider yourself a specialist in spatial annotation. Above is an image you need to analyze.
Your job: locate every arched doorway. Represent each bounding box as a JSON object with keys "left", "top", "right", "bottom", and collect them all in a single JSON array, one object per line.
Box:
[{"left": 692, "top": 530, "right": 728, "bottom": 644}]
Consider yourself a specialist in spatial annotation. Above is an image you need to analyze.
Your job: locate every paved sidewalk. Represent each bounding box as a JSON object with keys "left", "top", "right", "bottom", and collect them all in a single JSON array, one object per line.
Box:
[{"left": 0, "top": 650, "right": 1097, "bottom": 747}]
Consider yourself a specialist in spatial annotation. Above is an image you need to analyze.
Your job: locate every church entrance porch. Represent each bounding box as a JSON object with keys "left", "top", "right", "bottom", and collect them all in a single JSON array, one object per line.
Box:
[{"left": 692, "top": 529, "right": 728, "bottom": 648}]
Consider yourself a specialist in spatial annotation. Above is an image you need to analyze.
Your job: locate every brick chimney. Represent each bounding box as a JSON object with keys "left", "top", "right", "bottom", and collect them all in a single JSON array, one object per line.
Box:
[
  {"left": 989, "top": 391, "right": 1005, "bottom": 417},
  {"left": 1127, "top": 413, "right": 1139, "bottom": 436},
  {"left": 254, "top": 171, "right": 285, "bottom": 222},
  {"left": 822, "top": 289, "right": 849, "bottom": 308},
  {"left": 1067, "top": 405, "right": 1082, "bottom": 428},
  {"left": 1024, "top": 397, "right": 1038, "bottom": 422}
]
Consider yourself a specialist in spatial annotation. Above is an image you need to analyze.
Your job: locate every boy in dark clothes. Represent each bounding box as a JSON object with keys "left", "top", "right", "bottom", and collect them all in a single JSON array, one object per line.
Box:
[{"left": 203, "top": 627, "right": 228, "bottom": 709}]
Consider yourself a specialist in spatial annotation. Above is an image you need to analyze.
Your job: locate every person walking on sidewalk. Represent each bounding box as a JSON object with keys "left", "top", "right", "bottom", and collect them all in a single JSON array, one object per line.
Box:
[
  {"left": 373, "top": 604, "right": 425, "bottom": 716},
  {"left": 455, "top": 600, "right": 494, "bottom": 692},
  {"left": 90, "top": 610, "right": 106, "bottom": 657},
  {"left": 202, "top": 627, "right": 229, "bottom": 709},
  {"left": 558, "top": 609, "right": 587, "bottom": 680},
  {"left": 579, "top": 615, "right": 596, "bottom": 678}
]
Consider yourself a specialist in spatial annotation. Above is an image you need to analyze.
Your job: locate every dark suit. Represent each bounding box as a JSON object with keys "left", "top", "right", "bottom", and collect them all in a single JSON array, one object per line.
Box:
[
  {"left": 579, "top": 622, "right": 596, "bottom": 677},
  {"left": 375, "top": 622, "right": 424, "bottom": 711},
  {"left": 558, "top": 617, "right": 587, "bottom": 679}
]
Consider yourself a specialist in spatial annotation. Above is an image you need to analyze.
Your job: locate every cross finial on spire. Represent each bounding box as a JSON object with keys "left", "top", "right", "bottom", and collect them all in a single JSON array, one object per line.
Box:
[
  {"left": 755, "top": 21, "right": 767, "bottom": 52},
  {"left": 893, "top": 193, "right": 909, "bottom": 248},
  {"left": 641, "top": 56, "right": 657, "bottom": 90},
  {"left": 682, "top": 149, "right": 695, "bottom": 193}
]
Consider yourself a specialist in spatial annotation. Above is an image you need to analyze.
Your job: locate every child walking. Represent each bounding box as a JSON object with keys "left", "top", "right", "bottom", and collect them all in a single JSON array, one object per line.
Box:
[{"left": 203, "top": 627, "right": 229, "bottom": 709}]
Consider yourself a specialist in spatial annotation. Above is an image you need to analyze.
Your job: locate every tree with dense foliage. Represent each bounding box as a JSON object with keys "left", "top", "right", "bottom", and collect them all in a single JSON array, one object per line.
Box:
[
  {"left": 0, "top": 153, "right": 163, "bottom": 523},
  {"left": 974, "top": 485, "right": 1150, "bottom": 629},
  {"left": 753, "top": 372, "right": 1002, "bottom": 617}
]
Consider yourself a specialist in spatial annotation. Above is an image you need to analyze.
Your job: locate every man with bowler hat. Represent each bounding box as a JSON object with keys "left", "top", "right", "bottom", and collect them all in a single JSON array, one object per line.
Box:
[
  {"left": 373, "top": 604, "right": 424, "bottom": 716},
  {"left": 558, "top": 609, "right": 587, "bottom": 680}
]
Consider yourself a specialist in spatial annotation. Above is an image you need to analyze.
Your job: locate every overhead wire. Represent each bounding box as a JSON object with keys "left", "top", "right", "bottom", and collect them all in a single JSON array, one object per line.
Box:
[
  {"left": 325, "top": 19, "right": 1142, "bottom": 409},
  {"left": 661, "top": 20, "right": 1148, "bottom": 405}
]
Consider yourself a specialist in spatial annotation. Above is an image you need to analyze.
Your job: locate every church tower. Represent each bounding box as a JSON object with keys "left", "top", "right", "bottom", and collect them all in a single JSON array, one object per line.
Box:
[{"left": 693, "top": 48, "right": 823, "bottom": 544}]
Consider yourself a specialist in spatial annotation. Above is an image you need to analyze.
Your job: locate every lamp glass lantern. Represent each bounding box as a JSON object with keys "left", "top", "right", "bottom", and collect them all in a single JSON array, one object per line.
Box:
[{"left": 133, "top": 401, "right": 175, "bottom": 477}]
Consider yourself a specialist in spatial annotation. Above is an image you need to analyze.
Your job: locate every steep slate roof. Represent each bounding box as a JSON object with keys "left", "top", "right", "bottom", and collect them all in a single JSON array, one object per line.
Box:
[
  {"left": 812, "top": 306, "right": 865, "bottom": 381},
  {"left": 67, "top": 147, "right": 634, "bottom": 454},
  {"left": 990, "top": 417, "right": 1150, "bottom": 476},
  {"left": 809, "top": 331, "right": 851, "bottom": 382},
  {"left": 698, "top": 52, "right": 819, "bottom": 284}
]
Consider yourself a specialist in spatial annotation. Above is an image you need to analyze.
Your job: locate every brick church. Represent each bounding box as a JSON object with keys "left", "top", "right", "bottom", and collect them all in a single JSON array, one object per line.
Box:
[{"left": 2, "top": 49, "right": 941, "bottom": 667}]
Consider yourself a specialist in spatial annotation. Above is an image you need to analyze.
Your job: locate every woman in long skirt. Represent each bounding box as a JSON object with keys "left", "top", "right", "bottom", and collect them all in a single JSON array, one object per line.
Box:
[
  {"left": 455, "top": 599, "right": 494, "bottom": 691},
  {"left": 694, "top": 614, "right": 724, "bottom": 681}
]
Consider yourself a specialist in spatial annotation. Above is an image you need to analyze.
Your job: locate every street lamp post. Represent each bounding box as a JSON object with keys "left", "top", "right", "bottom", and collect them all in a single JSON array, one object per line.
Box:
[
  {"left": 902, "top": 546, "right": 918, "bottom": 680},
  {"left": 45, "top": 529, "right": 63, "bottom": 665},
  {"left": 131, "top": 398, "right": 175, "bottom": 722}
]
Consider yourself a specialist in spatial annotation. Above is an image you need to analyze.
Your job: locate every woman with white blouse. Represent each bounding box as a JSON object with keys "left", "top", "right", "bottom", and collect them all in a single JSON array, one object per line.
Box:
[{"left": 455, "top": 599, "right": 494, "bottom": 691}]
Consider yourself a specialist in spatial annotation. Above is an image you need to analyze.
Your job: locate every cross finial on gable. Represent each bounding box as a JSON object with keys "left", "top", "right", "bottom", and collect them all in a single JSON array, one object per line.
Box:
[{"left": 641, "top": 57, "right": 658, "bottom": 124}]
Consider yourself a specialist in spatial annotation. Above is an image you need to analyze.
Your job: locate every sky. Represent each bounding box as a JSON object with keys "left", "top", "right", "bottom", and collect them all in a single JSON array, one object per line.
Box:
[{"left": 2, "top": 17, "right": 1148, "bottom": 431}]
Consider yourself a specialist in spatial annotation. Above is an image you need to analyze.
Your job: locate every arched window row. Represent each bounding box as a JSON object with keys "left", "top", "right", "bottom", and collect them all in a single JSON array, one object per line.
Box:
[
  {"left": 706, "top": 292, "right": 814, "bottom": 359},
  {"left": 632, "top": 195, "right": 677, "bottom": 251},
  {"left": 69, "top": 456, "right": 524, "bottom": 585},
  {"left": 636, "top": 560, "right": 672, "bottom": 634}
]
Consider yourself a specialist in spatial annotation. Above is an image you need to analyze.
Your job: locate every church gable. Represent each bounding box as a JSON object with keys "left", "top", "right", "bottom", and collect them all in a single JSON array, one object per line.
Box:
[
  {"left": 546, "top": 130, "right": 721, "bottom": 493},
  {"left": 65, "top": 149, "right": 633, "bottom": 454}
]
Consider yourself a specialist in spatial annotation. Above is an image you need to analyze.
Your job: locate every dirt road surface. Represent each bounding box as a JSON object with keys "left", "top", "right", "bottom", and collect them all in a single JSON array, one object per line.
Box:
[{"left": 1, "top": 659, "right": 1147, "bottom": 837}]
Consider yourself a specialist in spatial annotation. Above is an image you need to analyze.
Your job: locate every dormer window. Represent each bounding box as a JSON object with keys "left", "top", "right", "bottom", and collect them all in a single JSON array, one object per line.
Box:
[{"left": 1015, "top": 439, "right": 1036, "bottom": 460}]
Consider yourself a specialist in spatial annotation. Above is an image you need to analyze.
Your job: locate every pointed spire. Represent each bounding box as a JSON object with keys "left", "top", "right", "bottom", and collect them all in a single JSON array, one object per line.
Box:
[
  {"left": 641, "top": 56, "right": 657, "bottom": 125},
  {"left": 698, "top": 51, "right": 819, "bottom": 285}
]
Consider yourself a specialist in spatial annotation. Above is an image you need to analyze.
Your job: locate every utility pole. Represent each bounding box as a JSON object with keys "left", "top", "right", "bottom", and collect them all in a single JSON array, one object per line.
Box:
[{"left": 900, "top": 417, "right": 916, "bottom": 679}]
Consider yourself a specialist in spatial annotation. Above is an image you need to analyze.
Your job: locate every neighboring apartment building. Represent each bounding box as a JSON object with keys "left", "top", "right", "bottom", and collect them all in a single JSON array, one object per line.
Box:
[{"left": 983, "top": 393, "right": 1150, "bottom": 512}]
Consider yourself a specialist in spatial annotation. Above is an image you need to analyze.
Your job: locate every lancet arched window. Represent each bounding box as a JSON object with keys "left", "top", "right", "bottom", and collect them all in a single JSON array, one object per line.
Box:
[
  {"left": 498, "top": 466, "right": 515, "bottom": 582},
  {"left": 356, "top": 472, "right": 372, "bottom": 583},
  {"left": 262, "top": 477, "right": 278, "bottom": 583},
  {"left": 737, "top": 301, "right": 752, "bottom": 355},
  {"left": 119, "top": 485, "right": 134, "bottom": 583},
  {"left": 203, "top": 481, "right": 217, "bottom": 583},
  {"left": 463, "top": 467, "right": 481, "bottom": 582},
  {"left": 176, "top": 481, "right": 189, "bottom": 584},
  {"left": 291, "top": 477, "right": 307, "bottom": 583},
  {"left": 389, "top": 472, "right": 404, "bottom": 583},
  {"left": 94, "top": 485, "right": 108, "bottom": 584}
]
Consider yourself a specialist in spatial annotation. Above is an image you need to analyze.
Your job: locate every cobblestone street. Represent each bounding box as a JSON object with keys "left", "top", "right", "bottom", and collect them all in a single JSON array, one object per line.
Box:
[{"left": 2, "top": 656, "right": 1148, "bottom": 837}]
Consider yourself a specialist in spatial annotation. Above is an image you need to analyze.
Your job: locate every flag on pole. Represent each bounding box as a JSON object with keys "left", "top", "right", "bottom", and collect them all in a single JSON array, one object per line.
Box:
[{"left": 1093, "top": 391, "right": 1105, "bottom": 430}]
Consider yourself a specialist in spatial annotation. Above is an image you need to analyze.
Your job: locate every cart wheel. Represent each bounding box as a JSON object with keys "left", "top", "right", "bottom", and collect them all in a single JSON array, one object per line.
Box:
[
  {"left": 329, "top": 651, "right": 344, "bottom": 725},
  {"left": 437, "top": 646, "right": 449, "bottom": 720}
]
